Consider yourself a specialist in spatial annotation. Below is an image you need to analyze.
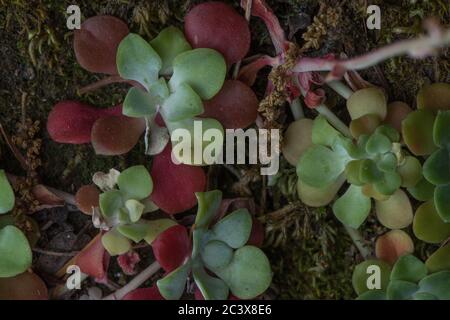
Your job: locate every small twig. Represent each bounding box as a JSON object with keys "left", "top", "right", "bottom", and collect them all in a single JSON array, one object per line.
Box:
[
  {"left": 102, "top": 261, "right": 161, "bottom": 300},
  {"left": 33, "top": 248, "right": 79, "bottom": 257},
  {"left": 0, "top": 123, "right": 29, "bottom": 170},
  {"left": 78, "top": 75, "right": 131, "bottom": 94}
]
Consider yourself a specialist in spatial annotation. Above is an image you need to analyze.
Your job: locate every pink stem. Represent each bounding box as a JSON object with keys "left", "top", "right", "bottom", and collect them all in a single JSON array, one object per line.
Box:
[
  {"left": 79, "top": 75, "right": 141, "bottom": 94},
  {"left": 238, "top": 55, "right": 281, "bottom": 86}
]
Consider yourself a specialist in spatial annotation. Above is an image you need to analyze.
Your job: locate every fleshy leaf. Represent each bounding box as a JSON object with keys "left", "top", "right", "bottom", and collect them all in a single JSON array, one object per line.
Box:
[
  {"left": 162, "top": 83, "right": 204, "bottom": 122},
  {"left": 365, "top": 133, "right": 391, "bottom": 155},
  {"left": 122, "top": 86, "right": 163, "bottom": 118},
  {"left": 0, "top": 226, "right": 32, "bottom": 277},
  {"left": 116, "top": 33, "right": 162, "bottom": 90},
  {"left": 350, "top": 114, "right": 381, "bottom": 139},
  {"left": 195, "top": 190, "right": 222, "bottom": 229},
  {"left": 169, "top": 48, "right": 226, "bottom": 100},
  {"left": 0, "top": 272, "right": 48, "bottom": 300},
  {"left": 99, "top": 190, "right": 123, "bottom": 221},
  {"left": 312, "top": 115, "right": 341, "bottom": 147},
  {"left": 210, "top": 209, "right": 252, "bottom": 249},
  {"left": 417, "top": 83, "right": 450, "bottom": 111},
  {"left": 149, "top": 26, "right": 192, "bottom": 75},
  {"left": 297, "top": 145, "right": 347, "bottom": 188},
  {"left": 157, "top": 262, "right": 190, "bottom": 300},
  {"left": 407, "top": 177, "right": 435, "bottom": 201},
  {"left": 418, "top": 272, "right": 450, "bottom": 300},
  {"left": 434, "top": 184, "right": 450, "bottom": 222},
  {"left": 0, "top": 170, "right": 14, "bottom": 214},
  {"left": 117, "top": 223, "right": 151, "bottom": 243},
  {"left": 398, "top": 156, "right": 422, "bottom": 188},
  {"left": 352, "top": 259, "right": 391, "bottom": 295},
  {"left": 413, "top": 292, "right": 437, "bottom": 300},
  {"left": 74, "top": 234, "right": 108, "bottom": 279},
  {"left": 297, "top": 175, "right": 345, "bottom": 207},
  {"left": 143, "top": 219, "right": 177, "bottom": 244},
  {"left": 390, "top": 254, "right": 427, "bottom": 283},
  {"left": 213, "top": 246, "right": 272, "bottom": 300},
  {"left": 402, "top": 109, "right": 437, "bottom": 156},
  {"left": 201, "top": 240, "right": 233, "bottom": 269},
  {"left": 333, "top": 185, "right": 371, "bottom": 229},
  {"left": 375, "top": 189, "right": 413, "bottom": 229},
  {"left": 117, "top": 165, "right": 153, "bottom": 200},
  {"left": 413, "top": 201, "right": 450, "bottom": 244},
  {"left": 125, "top": 199, "right": 145, "bottom": 222},
  {"left": 75, "top": 185, "right": 100, "bottom": 215},
  {"left": 101, "top": 228, "right": 131, "bottom": 256},
  {"left": 386, "top": 280, "right": 419, "bottom": 300},
  {"left": 192, "top": 262, "right": 229, "bottom": 300},
  {"left": 346, "top": 87, "right": 387, "bottom": 120},
  {"left": 372, "top": 171, "right": 402, "bottom": 196},
  {"left": 357, "top": 290, "right": 387, "bottom": 300},
  {"left": 282, "top": 118, "right": 313, "bottom": 166},
  {"left": 423, "top": 148, "right": 450, "bottom": 185},
  {"left": 433, "top": 111, "right": 450, "bottom": 148},
  {"left": 385, "top": 101, "right": 412, "bottom": 133},
  {"left": 425, "top": 244, "right": 450, "bottom": 273},
  {"left": 375, "top": 230, "right": 414, "bottom": 265}
]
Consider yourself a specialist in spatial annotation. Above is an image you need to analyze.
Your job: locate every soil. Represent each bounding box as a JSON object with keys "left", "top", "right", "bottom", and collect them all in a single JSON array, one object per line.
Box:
[{"left": 0, "top": 0, "right": 449, "bottom": 299}]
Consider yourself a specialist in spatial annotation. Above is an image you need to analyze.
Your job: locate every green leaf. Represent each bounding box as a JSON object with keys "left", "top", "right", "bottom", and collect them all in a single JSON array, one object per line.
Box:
[
  {"left": 149, "top": 26, "right": 192, "bottom": 75},
  {"left": 117, "top": 223, "right": 151, "bottom": 243},
  {"left": 122, "top": 82, "right": 167, "bottom": 118},
  {"left": 211, "top": 209, "right": 252, "bottom": 249},
  {"left": 101, "top": 228, "right": 131, "bottom": 256},
  {"left": 378, "top": 153, "right": 397, "bottom": 173},
  {"left": 423, "top": 148, "right": 450, "bottom": 186},
  {"left": 398, "top": 156, "right": 422, "bottom": 188},
  {"left": 192, "top": 261, "right": 229, "bottom": 300},
  {"left": 357, "top": 290, "right": 387, "bottom": 300},
  {"left": 333, "top": 185, "right": 371, "bottom": 229},
  {"left": 297, "top": 175, "right": 345, "bottom": 207},
  {"left": 99, "top": 190, "right": 123, "bottom": 220},
  {"left": 345, "top": 160, "right": 364, "bottom": 186},
  {"left": 425, "top": 244, "right": 450, "bottom": 273},
  {"left": 418, "top": 271, "right": 450, "bottom": 299},
  {"left": 161, "top": 83, "right": 203, "bottom": 122},
  {"left": 195, "top": 190, "right": 222, "bottom": 229},
  {"left": 169, "top": 48, "right": 226, "bottom": 100},
  {"left": 201, "top": 240, "right": 233, "bottom": 269},
  {"left": 402, "top": 109, "right": 438, "bottom": 156},
  {"left": 417, "top": 83, "right": 450, "bottom": 111},
  {"left": 365, "top": 132, "right": 392, "bottom": 155},
  {"left": 433, "top": 110, "right": 450, "bottom": 148},
  {"left": 375, "top": 189, "right": 413, "bottom": 229},
  {"left": 435, "top": 183, "right": 450, "bottom": 222},
  {"left": 359, "top": 159, "right": 383, "bottom": 184},
  {"left": 0, "top": 226, "right": 32, "bottom": 278},
  {"left": 297, "top": 145, "right": 347, "bottom": 188},
  {"left": 311, "top": 115, "right": 341, "bottom": 147},
  {"left": 413, "top": 201, "right": 450, "bottom": 244},
  {"left": 143, "top": 219, "right": 177, "bottom": 244},
  {"left": 125, "top": 199, "right": 145, "bottom": 222},
  {"left": 347, "top": 87, "right": 387, "bottom": 120},
  {"left": 386, "top": 280, "right": 419, "bottom": 300},
  {"left": 413, "top": 292, "right": 437, "bottom": 300},
  {"left": 352, "top": 259, "right": 391, "bottom": 295},
  {"left": 117, "top": 33, "right": 162, "bottom": 90},
  {"left": 0, "top": 170, "right": 14, "bottom": 214},
  {"left": 213, "top": 246, "right": 272, "bottom": 300},
  {"left": 407, "top": 177, "right": 435, "bottom": 201},
  {"left": 373, "top": 171, "right": 402, "bottom": 196},
  {"left": 157, "top": 262, "right": 190, "bottom": 300},
  {"left": 375, "top": 125, "right": 400, "bottom": 143},
  {"left": 390, "top": 254, "right": 427, "bottom": 283},
  {"left": 117, "top": 165, "right": 153, "bottom": 200}
]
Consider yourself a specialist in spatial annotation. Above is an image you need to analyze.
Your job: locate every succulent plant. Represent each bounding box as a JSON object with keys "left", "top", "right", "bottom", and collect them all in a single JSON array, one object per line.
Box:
[
  {"left": 352, "top": 249, "right": 450, "bottom": 300},
  {"left": 84, "top": 165, "right": 177, "bottom": 256},
  {"left": 0, "top": 170, "right": 32, "bottom": 278},
  {"left": 156, "top": 190, "right": 272, "bottom": 300},
  {"left": 296, "top": 112, "right": 421, "bottom": 229}
]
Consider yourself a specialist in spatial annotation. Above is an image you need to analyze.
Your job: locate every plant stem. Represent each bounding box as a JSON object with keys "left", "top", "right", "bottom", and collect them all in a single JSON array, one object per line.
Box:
[
  {"left": 102, "top": 261, "right": 161, "bottom": 300},
  {"left": 78, "top": 75, "right": 137, "bottom": 94},
  {"left": 327, "top": 80, "right": 353, "bottom": 100},
  {"left": 343, "top": 225, "right": 371, "bottom": 260},
  {"left": 289, "top": 97, "right": 304, "bottom": 120},
  {"left": 45, "top": 186, "right": 77, "bottom": 206},
  {"left": 315, "top": 104, "right": 352, "bottom": 138}
]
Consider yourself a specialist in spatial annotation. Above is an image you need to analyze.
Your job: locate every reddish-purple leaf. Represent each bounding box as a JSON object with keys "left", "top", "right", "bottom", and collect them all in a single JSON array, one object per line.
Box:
[
  {"left": 91, "top": 115, "right": 145, "bottom": 156},
  {"left": 117, "top": 251, "right": 140, "bottom": 276},
  {"left": 150, "top": 144, "right": 206, "bottom": 214},
  {"left": 122, "top": 285, "right": 164, "bottom": 300},
  {"left": 184, "top": 2, "right": 250, "bottom": 66},
  {"left": 152, "top": 225, "right": 191, "bottom": 273},
  {"left": 47, "top": 101, "right": 122, "bottom": 144},
  {"left": 74, "top": 234, "right": 110, "bottom": 280},
  {"left": 74, "top": 16, "right": 129, "bottom": 74},
  {"left": 0, "top": 272, "right": 48, "bottom": 300},
  {"left": 75, "top": 185, "right": 100, "bottom": 215},
  {"left": 201, "top": 80, "right": 258, "bottom": 129}
]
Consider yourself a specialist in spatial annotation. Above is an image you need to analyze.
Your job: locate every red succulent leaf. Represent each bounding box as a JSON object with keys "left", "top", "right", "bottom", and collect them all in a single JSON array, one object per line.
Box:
[
  {"left": 91, "top": 115, "right": 145, "bottom": 156},
  {"left": 152, "top": 225, "right": 191, "bottom": 273},
  {"left": 304, "top": 89, "right": 326, "bottom": 109},
  {"left": 185, "top": 2, "right": 251, "bottom": 66},
  {"left": 74, "top": 16, "right": 129, "bottom": 75},
  {"left": 74, "top": 233, "right": 110, "bottom": 280},
  {"left": 75, "top": 185, "right": 100, "bottom": 215},
  {"left": 47, "top": 101, "right": 122, "bottom": 144},
  {"left": 117, "top": 251, "right": 141, "bottom": 276},
  {"left": 122, "top": 285, "right": 164, "bottom": 300},
  {"left": 150, "top": 144, "right": 206, "bottom": 214},
  {"left": 241, "top": 0, "right": 287, "bottom": 54},
  {"left": 201, "top": 80, "right": 258, "bottom": 129},
  {"left": 238, "top": 55, "right": 280, "bottom": 87}
]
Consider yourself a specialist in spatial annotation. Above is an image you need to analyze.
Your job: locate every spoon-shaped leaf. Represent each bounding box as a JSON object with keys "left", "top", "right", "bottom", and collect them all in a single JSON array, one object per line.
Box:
[
  {"left": 375, "top": 189, "right": 413, "bottom": 229},
  {"left": 143, "top": 219, "right": 177, "bottom": 244},
  {"left": 386, "top": 280, "right": 419, "bottom": 300},
  {"left": 384, "top": 101, "right": 412, "bottom": 133},
  {"left": 347, "top": 87, "right": 387, "bottom": 120},
  {"left": 423, "top": 148, "right": 450, "bottom": 185},
  {"left": 352, "top": 259, "right": 391, "bottom": 295},
  {"left": 425, "top": 244, "right": 450, "bottom": 273},
  {"left": 390, "top": 254, "right": 427, "bottom": 283},
  {"left": 210, "top": 209, "right": 252, "bottom": 249},
  {"left": 192, "top": 262, "right": 229, "bottom": 300},
  {"left": 282, "top": 118, "right": 313, "bottom": 166},
  {"left": 333, "top": 185, "right": 371, "bottom": 229},
  {"left": 417, "top": 83, "right": 450, "bottom": 111},
  {"left": 162, "top": 83, "right": 204, "bottom": 122},
  {"left": 418, "top": 271, "right": 450, "bottom": 299},
  {"left": 117, "top": 222, "right": 151, "bottom": 243},
  {"left": 74, "top": 16, "right": 129, "bottom": 74},
  {"left": 75, "top": 185, "right": 100, "bottom": 215},
  {"left": 201, "top": 240, "right": 233, "bottom": 269},
  {"left": 0, "top": 170, "right": 14, "bottom": 214},
  {"left": 433, "top": 110, "right": 450, "bottom": 148},
  {"left": 398, "top": 156, "right": 422, "bottom": 188},
  {"left": 413, "top": 200, "right": 450, "bottom": 244},
  {"left": 0, "top": 272, "right": 48, "bottom": 300},
  {"left": 373, "top": 171, "right": 402, "bottom": 196},
  {"left": 357, "top": 290, "right": 387, "bottom": 300},
  {"left": 169, "top": 48, "right": 226, "bottom": 100},
  {"left": 311, "top": 115, "right": 341, "bottom": 147},
  {"left": 402, "top": 109, "right": 437, "bottom": 156},
  {"left": 350, "top": 114, "right": 381, "bottom": 139},
  {"left": 74, "top": 234, "right": 108, "bottom": 279},
  {"left": 195, "top": 190, "right": 222, "bottom": 229},
  {"left": 101, "top": 228, "right": 131, "bottom": 256},
  {"left": 375, "top": 230, "right": 414, "bottom": 265},
  {"left": 117, "top": 165, "right": 153, "bottom": 200},
  {"left": 297, "top": 175, "right": 345, "bottom": 207},
  {"left": 407, "top": 177, "right": 435, "bottom": 201},
  {"left": 157, "top": 262, "right": 190, "bottom": 300},
  {"left": 99, "top": 190, "right": 123, "bottom": 221},
  {"left": 0, "top": 226, "right": 32, "bottom": 277},
  {"left": 117, "top": 33, "right": 162, "bottom": 90},
  {"left": 123, "top": 85, "right": 165, "bottom": 118},
  {"left": 434, "top": 183, "right": 450, "bottom": 222}
]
